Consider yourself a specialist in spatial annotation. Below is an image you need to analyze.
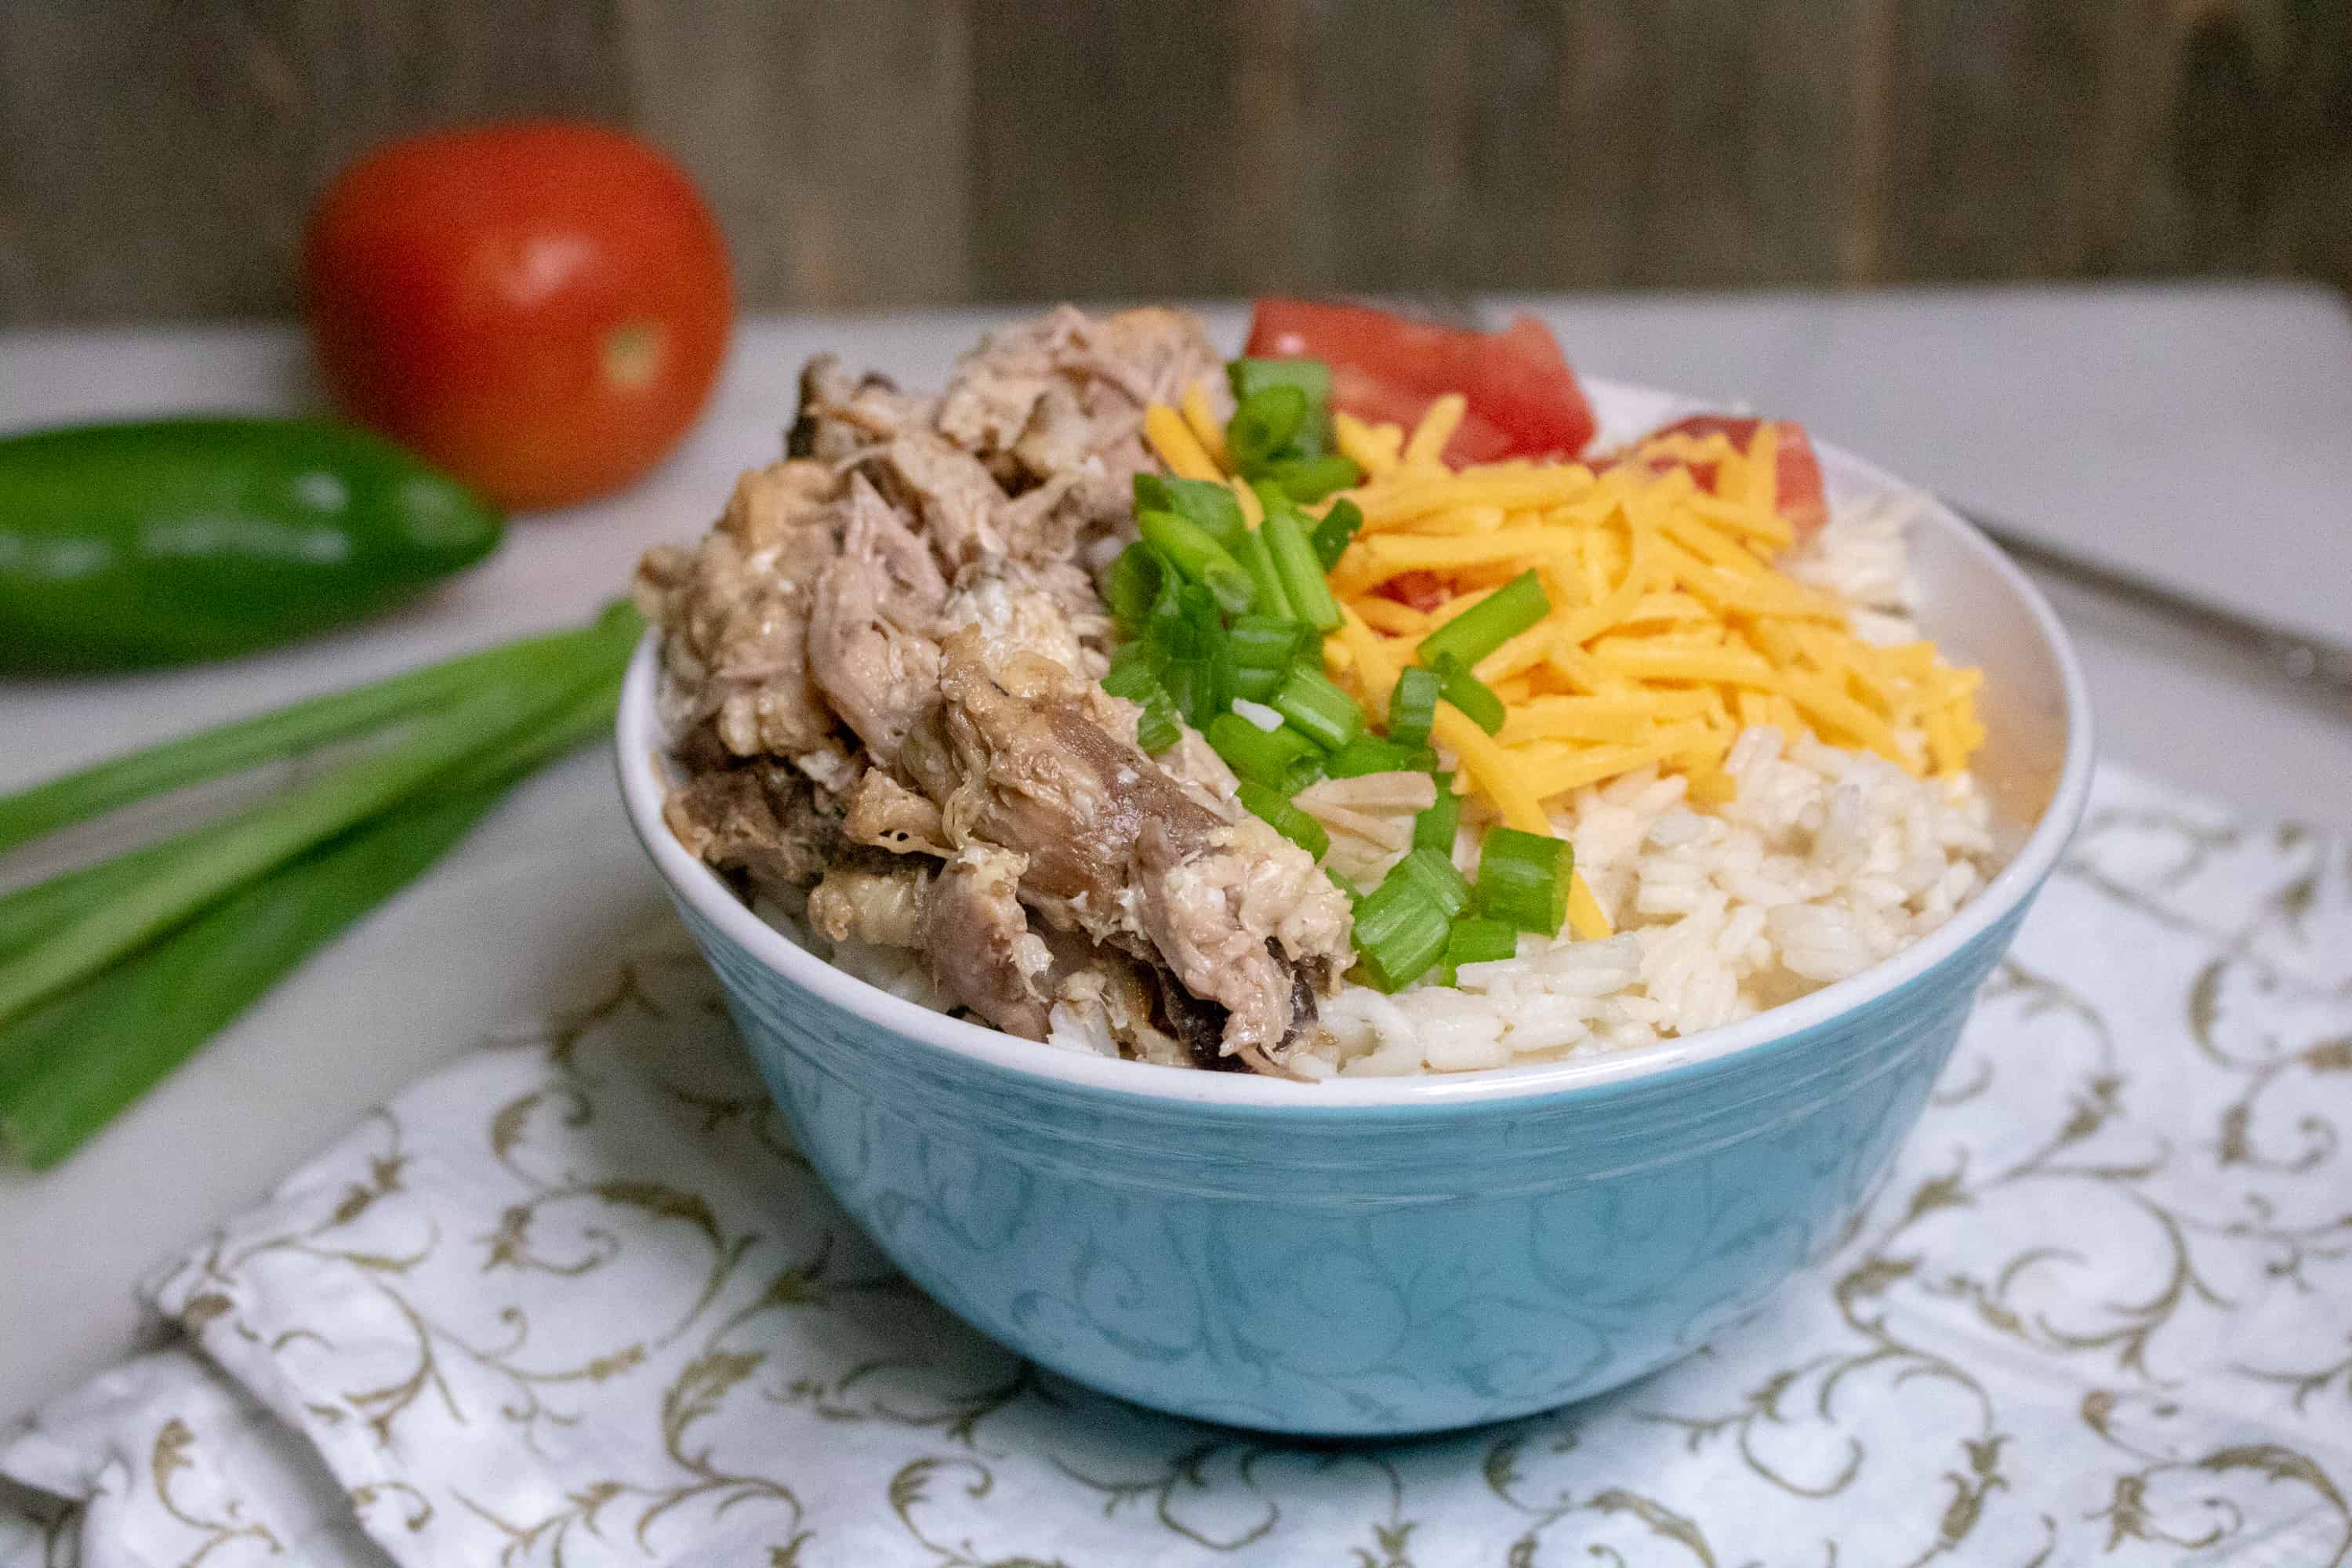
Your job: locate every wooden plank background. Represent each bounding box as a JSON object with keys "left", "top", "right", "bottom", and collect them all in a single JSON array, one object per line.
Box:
[{"left": 1, "top": 0, "right": 2345, "bottom": 324}]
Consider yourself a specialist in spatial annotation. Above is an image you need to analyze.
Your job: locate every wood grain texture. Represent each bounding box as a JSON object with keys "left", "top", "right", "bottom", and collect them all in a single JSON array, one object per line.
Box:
[
  {"left": 0, "top": 0, "right": 626, "bottom": 323},
  {"left": 0, "top": 0, "right": 2343, "bottom": 324},
  {"left": 967, "top": 0, "right": 1238, "bottom": 299},
  {"left": 619, "top": 0, "right": 971, "bottom": 307}
]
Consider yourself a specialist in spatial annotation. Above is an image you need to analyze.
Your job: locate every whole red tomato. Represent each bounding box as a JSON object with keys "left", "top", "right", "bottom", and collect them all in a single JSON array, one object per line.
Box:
[{"left": 303, "top": 122, "right": 731, "bottom": 511}]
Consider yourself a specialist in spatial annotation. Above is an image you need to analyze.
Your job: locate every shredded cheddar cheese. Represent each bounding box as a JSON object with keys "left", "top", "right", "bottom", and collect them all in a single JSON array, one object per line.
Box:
[
  {"left": 1400, "top": 393, "right": 1466, "bottom": 467},
  {"left": 1334, "top": 412, "right": 1403, "bottom": 477},
  {"left": 1144, "top": 405, "right": 1221, "bottom": 481},
  {"left": 1302, "top": 403, "right": 1987, "bottom": 813},
  {"left": 1180, "top": 379, "right": 1230, "bottom": 471}
]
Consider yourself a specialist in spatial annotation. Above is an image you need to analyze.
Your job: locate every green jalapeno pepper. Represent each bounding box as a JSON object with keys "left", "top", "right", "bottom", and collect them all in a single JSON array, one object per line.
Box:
[{"left": 0, "top": 418, "right": 503, "bottom": 671}]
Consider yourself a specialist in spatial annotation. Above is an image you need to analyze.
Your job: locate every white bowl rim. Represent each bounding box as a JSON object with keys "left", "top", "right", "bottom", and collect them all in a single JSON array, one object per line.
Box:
[{"left": 615, "top": 405, "right": 2096, "bottom": 1110}]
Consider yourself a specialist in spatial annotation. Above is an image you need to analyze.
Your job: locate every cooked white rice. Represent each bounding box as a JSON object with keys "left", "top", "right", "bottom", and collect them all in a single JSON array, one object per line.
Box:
[{"left": 1304, "top": 728, "right": 1994, "bottom": 1076}]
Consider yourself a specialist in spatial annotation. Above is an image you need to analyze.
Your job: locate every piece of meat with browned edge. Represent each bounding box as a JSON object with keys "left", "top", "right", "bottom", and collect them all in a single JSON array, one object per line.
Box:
[
  {"left": 805, "top": 841, "right": 1060, "bottom": 1043},
  {"left": 926, "top": 844, "right": 1054, "bottom": 1040},
  {"left": 862, "top": 419, "right": 1127, "bottom": 615},
  {"left": 805, "top": 475, "right": 949, "bottom": 768},
  {"left": 786, "top": 354, "right": 931, "bottom": 463},
  {"left": 934, "top": 306, "right": 1220, "bottom": 489},
  {"left": 662, "top": 763, "right": 843, "bottom": 897},
  {"left": 634, "top": 461, "right": 844, "bottom": 762},
  {"left": 1148, "top": 950, "right": 1323, "bottom": 1077},
  {"left": 808, "top": 856, "right": 934, "bottom": 949},
  {"left": 920, "top": 629, "right": 1352, "bottom": 1059},
  {"left": 864, "top": 431, "right": 1014, "bottom": 575},
  {"left": 840, "top": 769, "right": 948, "bottom": 858},
  {"left": 1133, "top": 815, "right": 1350, "bottom": 1062},
  {"left": 938, "top": 557, "right": 1105, "bottom": 677},
  {"left": 1032, "top": 931, "right": 1191, "bottom": 1068}
]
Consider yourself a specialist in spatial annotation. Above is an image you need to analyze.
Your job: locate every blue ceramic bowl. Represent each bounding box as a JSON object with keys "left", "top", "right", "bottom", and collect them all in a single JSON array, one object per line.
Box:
[{"left": 616, "top": 418, "right": 2093, "bottom": 1437}]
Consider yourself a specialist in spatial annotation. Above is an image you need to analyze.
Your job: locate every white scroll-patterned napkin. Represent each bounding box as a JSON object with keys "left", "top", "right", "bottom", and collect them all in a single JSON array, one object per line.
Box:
[{"left": 5, "top": 764, "right": 2350, "bottom": 1568}]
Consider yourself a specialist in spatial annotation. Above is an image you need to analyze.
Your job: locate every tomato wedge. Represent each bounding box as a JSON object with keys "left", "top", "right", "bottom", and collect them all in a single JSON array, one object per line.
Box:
[
  {"left": 1622, "top": 416, "right": 1829, "bottom": 539},
  {"left": 1246, "top": 299, "right": 1598, "bottom": 463}
]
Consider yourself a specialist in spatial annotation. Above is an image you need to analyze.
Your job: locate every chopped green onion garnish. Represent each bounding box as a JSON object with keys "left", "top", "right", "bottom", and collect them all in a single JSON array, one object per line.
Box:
[
  {"left": 1144, "top": 571, "right": 1189, "bottom": 641},
  {"left": 1327, "top": 866, "right": 1362, "bottom": 906},
  {"left": 1228, "top": 358, "right": 1332, "bottom": 460},
  {"left": 1312, "top": 499, "right": 1364, "bottom": 571},
  {"left": 1229, "top": 358, "right": 1332, "bottom": 437},
  {"left": 1105, "top": 644, "right": 1184, "bottom": 753},
  {"left": 1269, "top": 666, "right": 1363, "bottom": 752},
  {"left": 1102, "top": 639, "right": 1168, "bottom": 702},
  {"left": 1232, "top": 528, "right": 1294, "bottom": 622},
  {"left": 1138, "top": 509, "right": 1254, "bottom": 616},
  {"left": 1208, "top": 618, "right": 1240, "bottom": 717},
  {"left": 1103, "top": 663, "right": 1167, "bottom": 706},
  {"left": 1258, "top": 493, "right": 1342, "bottom": 632},
  {"left": 1106, "top": 542, "right": 1168, "bottom": 634},
  {"left": 1134, "top": 474, "right": 1247, "bottom": 549},
  {"left": 1232, "top": 662, "right": 1287, "bottom": 703},
  {"left": 1229, "top": 615, "right": 1309, "bottom": 674},
  {"left": 1445, "top": 914, "right": 1518, "bottom": 970},
  {"left": 1412, "top": 775, "right": 1461, "bottom": 852},
  {"left": 1261, "top": 453, "right": 1361, "bottom": 503},
  {"left": 1393, "top": 846, "right": 1473, "bottom": 919},
  {"left": 1175, "top": 580, "right": 1223, "bottom": 630},
  {"left": 1205, "top": 713, "right": 1324, "bottom": 794},
  {"left": 1477, "top": 826, "right": 1571, "bottom": 936},
  {"left": 1134, "top": 688, "right": 1184, "bottom": 755},
  {"left": 1417, "top": 568, "right": 1550, "bottom": 669},
  {"left": 1432, "top": 654, "right": 1508, "bottom": 735},
  {"left": 1150, "top": 583, "right": 1226, "bottom": 665},
  {"left": 1352, "top": 872, "right": 1450, "bottom": 993},
  {"left": 1143, "top": 574, "right": 1203, "bottom": 656},
  {"left": 1236, "top": 779, "right": 1330, "bottom": 859},
  {"left": 1227, "top": 384, "right": 1308, "bottom": 471},
  {"left": 1162, "top": 659, "right": 1218, "bottom": 728},
  {"left": 1388, "top": 666, "right": 1440, "bottom": 747},
  {"left": 1323, "top": 735, "right": 1437, "bottom": 779}
]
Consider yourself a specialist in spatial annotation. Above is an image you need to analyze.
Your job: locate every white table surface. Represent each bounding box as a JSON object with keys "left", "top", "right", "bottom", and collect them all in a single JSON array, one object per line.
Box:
[{"left": 3, "top": 286, "right": 2349, "bottom": 1425}]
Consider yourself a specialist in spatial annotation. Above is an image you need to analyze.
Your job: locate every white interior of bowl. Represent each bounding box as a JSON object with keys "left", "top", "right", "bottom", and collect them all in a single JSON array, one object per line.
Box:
[{"left": 615, "top": 376, "right": 2096, "bottom": 1107}]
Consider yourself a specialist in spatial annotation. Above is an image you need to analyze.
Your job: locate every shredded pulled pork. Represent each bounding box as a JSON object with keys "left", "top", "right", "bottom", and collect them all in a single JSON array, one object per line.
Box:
[{"left": 637, "top": 307, "right": 1351, "bottom": 1073}]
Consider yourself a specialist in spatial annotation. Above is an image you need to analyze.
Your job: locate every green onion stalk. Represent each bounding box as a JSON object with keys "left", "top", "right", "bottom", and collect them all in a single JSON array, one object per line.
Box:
[
  {"left": 0, "top": 607, "right": 632, "bottom": 855},
  {"left": 1417, "top": 568, "right": 1549, "bottom": 669},
  {"left": 1351, "top": 871, "right": 1452, "bottom": 993},
  {"left": 1477, "top": 826, "right": 1572, "bottom": 936},
  {"left": 0, "top": 602, "right": 641, "bottom": 1166},
  {"left": 1206, "top": 712, "right": 1324, "bottom": 796}
]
